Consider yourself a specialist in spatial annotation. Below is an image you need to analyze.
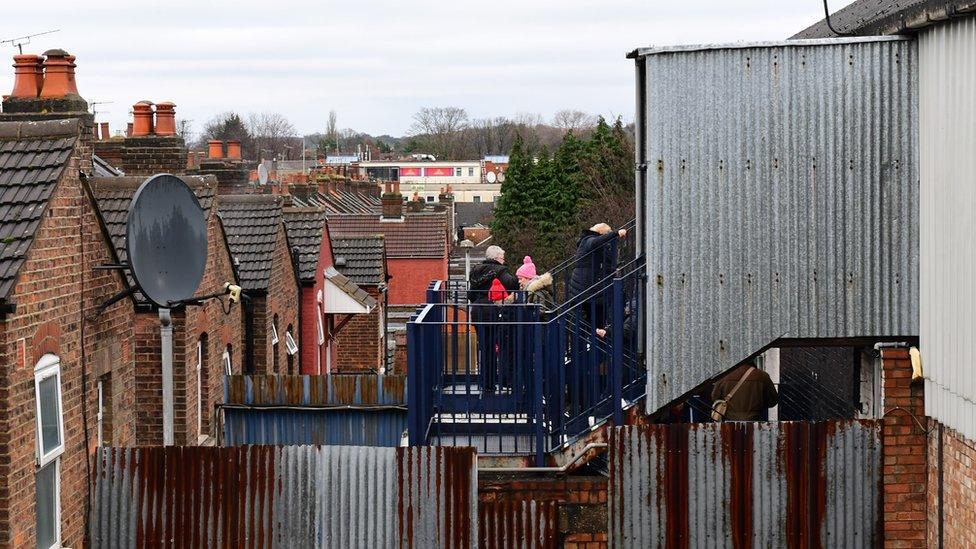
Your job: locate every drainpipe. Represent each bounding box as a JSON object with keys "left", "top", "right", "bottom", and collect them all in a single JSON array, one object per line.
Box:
[
  {"left": 159, "top": 308, "right": 174, "bottom": 445},
  {"left": 380, "top": 282, "right": 390, "bottom": 373}
]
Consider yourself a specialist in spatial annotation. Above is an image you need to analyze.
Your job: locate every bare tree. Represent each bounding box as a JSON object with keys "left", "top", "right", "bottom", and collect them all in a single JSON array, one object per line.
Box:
[
  {"left": 552, "top": 109, "right": 597, "bottom": 133},
  {"left": 175, "top": 118, "right": 194, "bottom": 143},
  {"left": 248, "top": 112, "right": 298, "bottom": 160},
  {"left": 409, "top": 107, "right": 470, "bottom": 160},
  {"left": 325, "top": 110, "right": 338, "bottom": 152}
]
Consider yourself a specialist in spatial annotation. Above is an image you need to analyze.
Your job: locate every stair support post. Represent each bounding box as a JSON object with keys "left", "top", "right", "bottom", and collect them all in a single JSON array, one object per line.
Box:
[
  {"left": 534, "top": 321, "right": 546, "bottom": 466},
  {"left": 612, "top": 278, "right": 624, "bottom": 426}
]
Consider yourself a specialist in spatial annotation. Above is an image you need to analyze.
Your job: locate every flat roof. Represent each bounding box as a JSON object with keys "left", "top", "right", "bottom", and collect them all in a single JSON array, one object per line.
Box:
[{"left": 628, "top": 35, "right": 911, "bottom": 58}]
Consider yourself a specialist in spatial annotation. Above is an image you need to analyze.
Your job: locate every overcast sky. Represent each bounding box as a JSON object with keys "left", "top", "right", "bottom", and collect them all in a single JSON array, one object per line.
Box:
[{"left": 2, "top": 1, "right": 853, "bottom": 138}]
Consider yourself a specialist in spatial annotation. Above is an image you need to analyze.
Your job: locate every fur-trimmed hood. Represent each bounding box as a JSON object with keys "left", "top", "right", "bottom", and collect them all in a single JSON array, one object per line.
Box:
[{"left": 526, "top": 272, "right": 553, "bottom": 293}]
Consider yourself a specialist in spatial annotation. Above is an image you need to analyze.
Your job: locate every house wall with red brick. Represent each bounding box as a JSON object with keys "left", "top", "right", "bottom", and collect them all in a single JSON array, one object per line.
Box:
[
  {"left": 0, "top": 140, "right": 135, "bottom": 548},
  {"left": 300, "top": 225, "right": 336, "bottom": 374},
  {"left": 388, "top": 257, "right": 446, "bottom": 305},
  {"left": 880, "top": 348, "right": 928, "bottom": 547},
  {"left": 927, "top": 421, "right": 976, "bottom": 548},
  {"left": 333, "top": 286, "right": 384, "bottom": 372},
  {"left": 479, "top": 475, "right": 608, "bottom": 548},
  {"left": 264, "top": 223, "right": 299, "bottom": 374}
]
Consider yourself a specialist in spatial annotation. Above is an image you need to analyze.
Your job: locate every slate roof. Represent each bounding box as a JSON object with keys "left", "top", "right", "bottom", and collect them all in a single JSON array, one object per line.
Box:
[
  {"left": 455, "top": 202, "right": 494, "bottom": 228},
  {"left": 88, "top": 175, "right": 218, "bottom": 299},
  {"left": 218, "top": 194, "right": 285, "bottom": 292},
  {"left": 282, "top": 207, "right": 328, "bottom": 282},
  {"left": 329, "top": 212, "right": 447, "bottom": 259},
  {"left": 332, "top": 236, "right": 385, "bottom": 287},
  {"left": 0, "top": 119, "right": 80, "bottom": 301},
  {"left": 292, "top": 189, "right": 378, "bottom": 215},
  {"left": 793, "top": 0, "right": 976, "bottom": 38},
  {"left": 324, "top": 266, "right": 377, "bottom": 310}
]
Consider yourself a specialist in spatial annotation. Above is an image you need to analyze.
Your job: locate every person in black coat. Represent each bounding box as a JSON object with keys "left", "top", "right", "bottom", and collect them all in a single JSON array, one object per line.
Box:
[
  {"left": 567, "top": 223, "right": 627, "bottom": 331},
  {"left": 468, "top": 245, "right": 519, "bottom": 393}
]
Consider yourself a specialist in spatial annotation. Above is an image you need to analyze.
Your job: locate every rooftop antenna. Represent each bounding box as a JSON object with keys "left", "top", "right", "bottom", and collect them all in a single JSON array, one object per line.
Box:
[
  {"left": 0, "top": 29, "right": 60, "bottom": 54},
  {"left": 89, "top": 100, "right": 113, "bottom": 117}
]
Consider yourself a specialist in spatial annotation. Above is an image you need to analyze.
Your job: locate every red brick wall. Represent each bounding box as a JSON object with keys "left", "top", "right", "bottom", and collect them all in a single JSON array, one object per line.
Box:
[
  {"left": 388, "top": 257, "right": 447, "bottom": 305},
  {"left": 265, "top": 223, "right": 299, "bottom": 374},
  {"left": 299, "top": 225, "right": 337, "bottom": 374},
  {"left": 479, "top": 476, "right": 608, "bottom": 548},
  {"left": 881, "top": 348, "right": 928, "bottom": 547},
  {"left": 334, "top": 286, "right": 384, "bottom": 372},
  {"left": 93, "top": 135, "right": 186, "bottom": 176},
  {"left": 927, "top": 421, "right": 976, "bottom": 548},
  {"left": 0, "top": 138, "right": 135, "bottom": 548}
]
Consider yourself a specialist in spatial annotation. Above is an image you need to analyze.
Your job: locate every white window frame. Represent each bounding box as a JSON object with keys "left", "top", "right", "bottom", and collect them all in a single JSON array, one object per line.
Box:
[
  {"left": 222, "top": 348, "right": 232, "bottom": 376},
  {"left": 468, "top": 167, "right": 474, "bottom": 177},
  {"left": 270, "top": 321, "right": 279, "bottom": 345},
  {"left": 454, "top": 167, "right": 461, "bottom": 177},
  {"left": 196, "top": 340, "right": 204, "bottom": 440},
  {"left": 96, "top": 379, "right": 104, "bottom": 447},
  {"left": 285, "top": 331, "right": 299, "bottom": 356},
  {"left": 316, "top": 304, "right": 325, "bottom": 345},
  {"left": 34, "top": 355, "right": 64, "bottom": 467},
  {"left": 34, "top": 354, "right": 63, "bottom": 549}
]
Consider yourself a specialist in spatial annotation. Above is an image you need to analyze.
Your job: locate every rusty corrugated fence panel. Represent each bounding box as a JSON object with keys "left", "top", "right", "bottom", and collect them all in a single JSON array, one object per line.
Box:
[
  {"left": 634, "top": 37, "right": 919, "bottom": 411},
  {"left": 479, "top": 499, "right": 558, "bottom": 549},
  {"left": 609, "top": 421, "right": 881, "bottom": 548},
  {"left": 92, "top": 445, "right": 476, "bottom": 548}
]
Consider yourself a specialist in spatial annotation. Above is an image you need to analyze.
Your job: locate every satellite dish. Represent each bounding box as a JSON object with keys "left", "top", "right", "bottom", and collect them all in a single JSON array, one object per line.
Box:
[
  {"left": 498, "top": 172, "right": 506, "bottom": 183},
  {"left": 486, "top": 171, "right": 497, "bottom": 183},
  {"left": 258, "top": 164, "right": 269, "bottom": 185},
  {"left": 126, "top": 174, "right": 208, "bottom": 308}
]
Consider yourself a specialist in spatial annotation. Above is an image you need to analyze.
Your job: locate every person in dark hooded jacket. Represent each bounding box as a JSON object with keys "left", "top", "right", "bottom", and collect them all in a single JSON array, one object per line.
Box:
[
  {"left": 567, "top": 223, "right": 627, "bottom": 330},
  {"left": 468, "top": 245, "right": 519, "bottom": 393}
]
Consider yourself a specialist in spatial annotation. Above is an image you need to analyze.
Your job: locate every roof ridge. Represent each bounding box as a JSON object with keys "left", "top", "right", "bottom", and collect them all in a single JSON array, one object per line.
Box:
[{"left": 0, "top": 118, "right": 80, "bottom": 139}]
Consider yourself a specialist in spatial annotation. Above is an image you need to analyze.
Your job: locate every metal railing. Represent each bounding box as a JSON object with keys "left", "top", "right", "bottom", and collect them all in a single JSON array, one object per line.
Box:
[{"left": 408, "top": 240, "right": 645, "bottom": 465}]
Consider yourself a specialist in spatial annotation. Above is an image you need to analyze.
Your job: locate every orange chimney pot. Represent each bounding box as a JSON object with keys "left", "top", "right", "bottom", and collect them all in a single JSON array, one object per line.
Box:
[
  {"left": 208, "top": 140, "right": 224, "bottom": 159},
  {"left": 63, "top": 54, "right": 79, "bottom": 95},
  {"left": 9, "top": 55, "right": 42, "bottom": 98},
  {"left": 154, "top": 102, "right": 177, "bottom": 136},
  {"left": 226, "top": 140, "right": 242, "bottom": 159},
  {"left": 99, "top": 122, "right": 109, "bottom": 140},
  {"left": 39, "top": 49, "right": 74, "bottom": 99},
  {"left": 131, "top": 101, "right": 154, "bottom": 136}
]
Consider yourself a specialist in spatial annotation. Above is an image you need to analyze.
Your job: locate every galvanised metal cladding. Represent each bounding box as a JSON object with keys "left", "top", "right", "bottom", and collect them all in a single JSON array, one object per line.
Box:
[
  {"left": 478, "top": 499, "right": 558, "bottom": 549},
  {"left": 222, "top": 374, "right": 408, "bottom": 446},
  {"left": 608, "top": 421, "right": 882, "bottom": 548},
  {"left": 91, "top": 445, "right": 476, "bottom": 548},
  {"left": 919, "top": 16, "right": 976, "bottom": 441},
  {"left": 635, "top": 37, "right": 919, "bottom": 411}
]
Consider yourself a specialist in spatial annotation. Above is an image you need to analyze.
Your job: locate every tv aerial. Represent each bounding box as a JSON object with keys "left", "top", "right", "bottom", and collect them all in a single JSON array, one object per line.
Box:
[{"left": 0, "top": 29, "right": 60, "bottom": 54}]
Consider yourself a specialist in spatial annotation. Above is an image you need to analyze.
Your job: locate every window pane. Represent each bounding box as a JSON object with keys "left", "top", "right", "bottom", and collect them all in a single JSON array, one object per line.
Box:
[
  {"left": 36, "top": 462, "right": 57, "bottom": 549},
  {"left": 38, "top": 375, "right": 61, "bottom": 454}
]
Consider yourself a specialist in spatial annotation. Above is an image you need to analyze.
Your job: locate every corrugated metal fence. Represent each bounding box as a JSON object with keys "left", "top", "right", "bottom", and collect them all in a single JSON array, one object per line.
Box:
[
  {"left": 222, "top": 375, "right": 408, "bottom": 446},
  {"left": 479, "top": 499, "right": 558, "bottom": 549},
  {"left": 609, "top": 421, "right": 881, "bottom": 548},
  {"left": 636, "top": 37, "right": 919, "bottom": 412},
  {"left": 92, "top": 445, "right": 476, "bottom": 548}
]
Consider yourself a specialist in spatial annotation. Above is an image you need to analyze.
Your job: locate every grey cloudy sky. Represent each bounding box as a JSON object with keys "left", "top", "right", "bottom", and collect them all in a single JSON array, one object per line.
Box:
[{"left": 2, "top": 1, "right": 853, "bottom": 138}]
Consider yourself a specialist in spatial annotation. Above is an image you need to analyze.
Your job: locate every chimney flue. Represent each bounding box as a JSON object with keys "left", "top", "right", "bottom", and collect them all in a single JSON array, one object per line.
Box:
[
  {"left": 10, "top": 55, "right": 42, "bottom": 98},
  {"left": 208, "top": 140, "right": 224, "bottom": 159},
  {"left": 39, "top": 49, "right": 75, "bottom": 99},
  {"left": 226, "top": 140, "right": 242, "bottom": 159},
  {"left": 99, "top": 122, "right": 109, "bottom": 140},
  {"left": 131, "top": 101, "right": 154, "bottom": 136},
  {"left": 155, "top": 102, "right": 176, "bottom": 136}
]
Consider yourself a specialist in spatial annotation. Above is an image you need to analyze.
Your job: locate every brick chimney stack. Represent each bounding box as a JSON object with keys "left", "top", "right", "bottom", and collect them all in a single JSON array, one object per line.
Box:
[
  {"left": 2, "top": 49, "right": 89, "bottom": 115},
  {"left": 381, "top": 180, "right": 403, "bottom": 220}
]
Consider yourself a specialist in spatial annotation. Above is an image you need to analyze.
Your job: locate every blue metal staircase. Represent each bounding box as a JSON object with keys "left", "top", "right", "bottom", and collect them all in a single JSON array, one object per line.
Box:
[{"left": 407, "top": 231, "right": 646, "bottom": 466}]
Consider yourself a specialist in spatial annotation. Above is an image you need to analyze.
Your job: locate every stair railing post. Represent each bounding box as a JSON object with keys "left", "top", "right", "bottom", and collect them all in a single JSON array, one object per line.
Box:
[
  {"left": 534, "top": 320, "right": 545, "bottom": 466},
  {"left": 612, "top": 277, "right": 624, "bottom": 426}
]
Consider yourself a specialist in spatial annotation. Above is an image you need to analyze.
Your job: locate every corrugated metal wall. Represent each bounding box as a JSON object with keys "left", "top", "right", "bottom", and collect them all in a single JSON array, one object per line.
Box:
[
  {"left": 919, "top": 17, "right": 976, "bottom": 441},
  {"left": 91, "top": 445, "right": 476, "bottom": 548},
  {"left": 636, "top": 37, "right": 919, "bottom": 411},
  {"left": 222, "top": 375, "right": 408, "bottom": 446},
  {"left": 608, "top": 421, "right": 882, "bottom": 548},
  {"left": 479, "top": 500, "right": 558, "bottom": 549}
]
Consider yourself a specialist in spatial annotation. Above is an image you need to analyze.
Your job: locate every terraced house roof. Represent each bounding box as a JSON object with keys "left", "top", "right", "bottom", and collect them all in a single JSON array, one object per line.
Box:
[
  {"left": 329, "top": 212, "right": 447, "bottom": 258},
  {"left": 332, "top": 235, "right": 385, "bottom": 287},
  {"left": 282, "top": 207, "right": 328, "bottom": 282},
  {"left": 0, "top": 119, "right": 79, "bottom": 300},
  {"left": 89, "top": 175, "right": 218, "bottom": 301},
  {"left": 219, "top": 194, "right": 285, "bottom": 292}
]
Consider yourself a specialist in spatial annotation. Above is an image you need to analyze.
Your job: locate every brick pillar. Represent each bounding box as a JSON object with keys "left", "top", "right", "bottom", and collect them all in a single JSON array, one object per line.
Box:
[{"left": 881, "top": 347, "right": 927, "bottom": 547}]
